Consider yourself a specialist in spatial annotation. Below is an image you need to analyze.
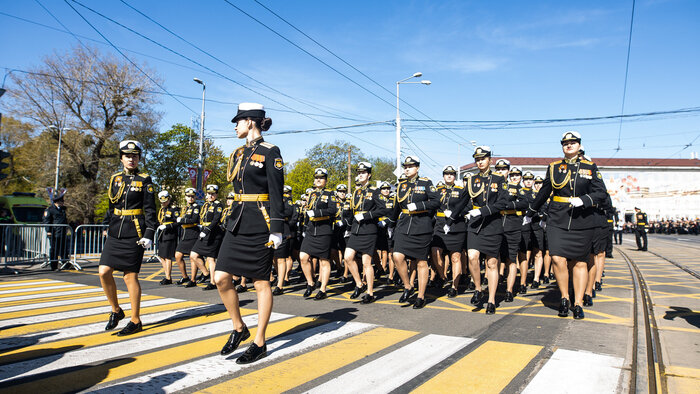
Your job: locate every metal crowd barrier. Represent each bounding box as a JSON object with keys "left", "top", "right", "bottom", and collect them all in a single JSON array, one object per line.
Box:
[
  {"left": 0, "top": 223, "right": 74, "bottom": 273},
  {"left": 72, "top": 224, "right": 162, "bottom": 269}
]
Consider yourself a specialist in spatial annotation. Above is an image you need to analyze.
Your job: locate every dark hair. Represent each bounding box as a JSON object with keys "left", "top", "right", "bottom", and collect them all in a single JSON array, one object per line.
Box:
[{"left": 251, "top": 117, "right": 272, "bottom": 131}]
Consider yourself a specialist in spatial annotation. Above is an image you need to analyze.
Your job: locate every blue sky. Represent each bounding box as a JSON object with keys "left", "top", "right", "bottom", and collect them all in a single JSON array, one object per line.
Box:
[{"left": 1, "top": 0, "right": 699, "bottom": 180}]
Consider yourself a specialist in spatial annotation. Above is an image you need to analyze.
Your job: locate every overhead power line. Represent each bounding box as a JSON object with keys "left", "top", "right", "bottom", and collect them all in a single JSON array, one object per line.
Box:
[{"left": 614, "top": 0, "right": 637, "bottom": 155}]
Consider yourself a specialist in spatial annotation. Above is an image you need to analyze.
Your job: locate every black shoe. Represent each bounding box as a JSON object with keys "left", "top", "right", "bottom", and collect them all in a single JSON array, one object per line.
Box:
[
  {"left": 595, "top": 281, "right": 602, "bottom": 291},
  {"left": 641, "top": 248, "right": 647, "bottom": 252},
  {"left": 606, "top": 253, "right": 613, "bottom": 258},
  {"left": 184, "top": 280, "right": 198, "bottom": 288},
  {"left": 272, "top": 286, "right": 284, "bottom": 296},
  {"left": 558, "top": 299, "right": 570, "bottom": 317},
  {"left": 601, "top": 271, "right": 605, "bottom": 278},
  {"left": 504, "top": 291, "right": 514, "bottom": 302},
  {"left": 468, "top": 281, "right": 476, "bottom": 291},
  {"left": 195, "top": 274, "right": 204, "bottom": 283},
  {"left": 447, "top": 287, "right": 457, "bottom": 298},
  {"left": 116, "top": 320, "right": 142, "bottom": 336},
  {"left": 385, "top": 277, "right": 394, "bottom": 286},
  {"left": 159, "top": 277, "right": 172, "bottom": 285},
  {"left": 549, "top": 273, "right": 555, "bottom": 280},
  {"left": 470, "top": 290, "right": 482, "bottom": 305},
  {"left": 339, "top": 276, "right": 349, "bottom": 283},
  {"left": 519, "top": 285, "right": 527, "bottom": 295},
  {"left": 235, "top": 284, "right": 247, "bottom": 293},
  {"left": 350, "top": 286, "right": 363, "bottom": 299},
  {"left": 221, "top": 326, "right": 250, "bottom": 355},
  {"left": 315, "top": 280, "right": 321, "bottom": 288},
  {"left": 398, "top": 288, "right": 415, "bottom": 303},
  {"left": 583, "top": 294, "right": 593, "bottom": 307},
  {"left": 542, "top": 277, "right": 550, "bottom": 284},
  {"left": 361, "top": 294, "right": 376, "bottom": 304},
  {"left": 413, "top": 297, "right": 426, "bottom": 309},
  {"left": 485, "top": 302, "right": 496, "bottom": 314},
  {"left": 176, "top": 277, "right": 191, "bottom": 285},
  {"left": 283, "top": 280, "right": 290, "bottom": 286},
  {"left": 531, "top": 280, "right": 540, "bottom": 289},
  {"left": 592, "top": 289, "right": 596, "bottom": 298},
  {"left": 303, "top": 285, "right": 314, "bottom": 298},
  {"left": 203, "top": 283, "right": 217, "bottom": 291},
  {"left": 573, "top": 305, "right": 585, "bottom": 319},
  {"left": 236, "top": 342, "right": 267, "bottom": 364},
  {"left": 197, "top": 274, "right": 210, "bottom": 284},
  {"left": 105, "top": 308, "right": 125, "bottom": 330},
  {"left": 314, "top": 291, "right": 327, "bottom": 300}
]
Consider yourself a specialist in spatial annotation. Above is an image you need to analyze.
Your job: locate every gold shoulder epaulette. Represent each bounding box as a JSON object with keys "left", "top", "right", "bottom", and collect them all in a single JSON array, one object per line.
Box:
[
  {"left": 138, "top": 172, "right": 150, "bottom": 177},
  {"left": 455, "top": 185, "right": 464, "bottom": 189},
  {"left": 260, "top": 141, "right": 275, "bottom": 149},
  {"left": 580, "top": 159, "right": 593, "bottom": 165},
  {"left": 549, "top": 159, "right": 562, "bottom": 166},
  {"left": 419, "top": 176, "right": 430, "bottom": 181}
]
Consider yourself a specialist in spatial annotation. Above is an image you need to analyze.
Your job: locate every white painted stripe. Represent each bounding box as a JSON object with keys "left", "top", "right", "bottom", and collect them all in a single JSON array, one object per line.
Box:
[
  {"left": 522, "top": 349, "right": 624, "bottom": 394},
  {"left": 0, "top": 288, "right": 103, "bottom": 303},
  {"left": 0, "top": 283, "right": 86, "bottom": 295},
  {"left": 0, "top": 280, "right": 62, "bottom": 289},
  {"left": 307, "top": 334, "right": 474, "bottom": 394},
  {"left": 0, "top": 303, "right": 226, "bottom": 351},
  {"left": 0, "top": 293, "right": 131, "bottom": 314},
  {"left": 0, "top": 312, "right": 291, "bottom": 383},
  {"left": 88, "top": 321, "right": 376, "bottom": 394},
  {"left": 0, "top": 298, "right": 183, "bottom": 327}
]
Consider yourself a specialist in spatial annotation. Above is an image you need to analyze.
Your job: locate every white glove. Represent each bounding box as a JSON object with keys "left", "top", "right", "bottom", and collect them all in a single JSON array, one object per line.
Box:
[
  {"left": 443, "top": 224, "right": 451, "bottom": 234},
  {"left": 468, "top": 208, "right": 481, "bottom": 218},
  {"left": 199, "top": 231, "right": 206, "bottom": 239},
  {"left": 570, "top": 197, "right": 584, "bottom": 207},
  {"left": 306, "top": 210, "right": 315, "bottom": 217},
  {"left": 465, "top": 213, "right": 472, "bottom": 221},
  {"left": 539, "top": 220, "right": 547, "bottom": 230},
  {"left": 645, "top": 229, "right": 648, "bottom": 233},
  {"left": 268, "top": 232, "right": 282, "bottom": 249},
  {"left": 157, "top": 224, "right": 166, "bottom": 231},
  {"left": 444, "top": 210, "right": 452, "bottom": 219},
  {"left": 354, "top": 213, "right": 364, "bottom": 222},
  {"left": 522, "top": 216, "right": 532, "bottom": 226},
  {"left": 344, "top": 230, "right": 350, "bottom": 238},
  {"left": 407, "top": 203, "right": 418, "bottom": 211},
  {"left": 336, "top": 220, "right": 344, "bottom": 228},
  {"left": 137, "top": 238, "right": 152, "bottom": 249},
  {"left": 387, "top": 228, "right": 394, "bottom": 238},
  {"left": 176, "top": 217, "right": 182, "bottom": 223},
  {"left": 302, "top": 232, "right": 306, "bottom": 238},
  {"left": 378, "top": 220, "right": 386, "bottom": 228}
]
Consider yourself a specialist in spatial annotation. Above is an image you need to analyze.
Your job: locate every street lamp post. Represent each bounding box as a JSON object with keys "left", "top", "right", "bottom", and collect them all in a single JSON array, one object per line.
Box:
[
  {"left": 48, "top": 125, "right": 67, "bottom": 191},
  {"left": 395, "top": 72, "right": 431, "bottom": 176},
  {"left": 193, "top": 78, "right": 206, "bottom": 194}
]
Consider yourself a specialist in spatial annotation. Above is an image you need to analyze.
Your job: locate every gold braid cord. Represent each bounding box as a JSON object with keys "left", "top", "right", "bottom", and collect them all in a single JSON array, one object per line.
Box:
[
  {"left": 396, "top": 181, "right": 411, "bottom": 203},
  {"left": 467, "top": 178, "right": 484, "bottom": 199},
  {"left": 226, "top": 146, "right": 246, "bottom": 182},
  {"left": 200, "top": 202, "right": 210, "bottom": 224},
  {"left": 351, "top": 187, "right": 364, "bottom": 212},
  {"left": 107, "top": 172, "right": 126, "bottom": 204},
  {"left": 550, "top": 162, "right": 571, "bottom": 190},
  {"left": 305, "top": 192, "right": 318, "bottom": 211},
  {"left": 158, "top": 208, "right": 165, "bottom": 224}
]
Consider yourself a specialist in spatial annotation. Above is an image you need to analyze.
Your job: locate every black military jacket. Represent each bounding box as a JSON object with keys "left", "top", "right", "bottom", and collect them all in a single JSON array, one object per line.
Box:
[
  {"left": 200, "top": 200, "right": 224, "bottom": 239},
  {"left": 225, "top": 137, "right": 285, "bottom": 235},
  {"left": 304, "top": 188, "right": 338, "bottom": 236},
  {"left": 528, "top": 157, "right": 607, "bottom": 230},
  {"left": 102, "top": 169, "right": 157, "bottom": 240},
  {"left": 434, "top": 184, "right": 468, "bottom": 234},
  {"left": 158, "top": 205, "right": 180, "bottom": 241},
  {"left": 521, "top": 187, "right": 543, "bottom": 230},
  {"left": 42, "top": 204, "right": 68, "bottom": 234},
  {"left": 636, "top": 212, "right": 648, "bottom": 230},
  {"left": 178, "top": 202, "right": 201, "bottom": 240},
  {"left": 594, "top": 194, "right": 613, "bottom": 229},
  {"left": 450, "top": 170, "right": 508, "bottom": 235},
  {"left": 281, "top": 195, "right": 296, "bottom": 237},
  {"left": 349, "top": 184, "right": 391, "bottom": 235},
  {"left": 501, "top": 181, "right": 530, "bottom": 232},
  {"left": 390, "top": 176, "right": 440, "bottom": 235},
  {"left": 336, "top": 197, "right": 353, "bottom": 230}
]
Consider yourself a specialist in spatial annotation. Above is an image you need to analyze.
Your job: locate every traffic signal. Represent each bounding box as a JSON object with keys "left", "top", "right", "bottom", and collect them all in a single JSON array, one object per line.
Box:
[{"left": 0, "top": 142, "right": 10, "bottom": 180}]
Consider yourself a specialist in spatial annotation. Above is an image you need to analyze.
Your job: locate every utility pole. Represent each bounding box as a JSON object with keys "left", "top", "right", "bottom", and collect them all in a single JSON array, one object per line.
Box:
[
  {"left": 193, "top": 78, "right": 206, "bottom": 196},
  {"left": 347, "top": 148, "right": 352, "bottom": 188}
]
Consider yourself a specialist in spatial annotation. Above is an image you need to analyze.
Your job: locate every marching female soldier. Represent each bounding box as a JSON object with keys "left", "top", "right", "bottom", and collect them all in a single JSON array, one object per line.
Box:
[
  {"left": 533, "top": 176, "right": 553, "bottom": 283},
  {"left": 500, "top": 166, "right": 529, "bottom": 302},
  {"left": 299, "top": 168, "right": 338, "bottom": 299},
  {"left": 446, "top": 146, "right": 508, "bottom": 314},
  {"left": 344, "top": 162, "right": 391, "bottom": 304},
  {"left": 389, "top": 156, "right": 440, "bottom": 309},
  {"left": 175, "top": 188, "right": 199, "bottom": 286},
  {"left": 156, "top": 191, "right": 180, "bottom": 285},
  {"left": 272, "top": 185, "right": 295, "bottom": 295},
  {"left": 376, "top": 182, "right": 393, "bottom": 281},
  {"left": 99, "top": 140, "right": 157, "bottom": 336},
  {"left": 520, "top": 172, "right": 545, "bottom": 289},
  {"left": 525, "top": 131, "right": 607, "bottom": 319},
  {"left": 189, "top": 185, "right": 224, "bottom": 291},
  {"left": 215, "top": 103, "right": 284, "bottom": 364},
  {"left": 431, "top": 165, "right": 468, "bottom": 298},
  {"left": 331, "top": 184, "right": 349, "bottom": 281}
]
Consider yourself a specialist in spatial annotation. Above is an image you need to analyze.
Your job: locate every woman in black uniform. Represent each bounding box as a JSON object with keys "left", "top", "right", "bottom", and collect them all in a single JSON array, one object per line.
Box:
[
  {"left": 520, "top": 172, "right": 545, "bottom": 288},
  {"left": 525, "top": 131, "right": 607, "bottom": 319},
  {"left": 331, "top": 184, "right": 349, "bottom": 280},
  {"left": 375, "top": 182, "right": 393, "bottom": 280},
  {"left": 389, "top": 156, "right": 440, "bottom": 309},
  {"left": 446, "top": 146, "right": 508, "bottom": 314},
  {"left": 189, "top": 184, "right": 224, "bottom": 291},
  {"left": 272, "top": 185, "right": 296, "bottom": 295},
  {"left": 99, "top": 140, "right": 157, "bottom": 336},
  {"left": 175, "top": 188, "right": 199, "bottom": 286},
  {"left": 215, "top": 103, "right": 284, "bottom": 364},
  {"left": 501, "top": 166, "right": 528, "bottom": 301},
  {"left": 156, "top": 191, "right": 180, "bottom": 285}
]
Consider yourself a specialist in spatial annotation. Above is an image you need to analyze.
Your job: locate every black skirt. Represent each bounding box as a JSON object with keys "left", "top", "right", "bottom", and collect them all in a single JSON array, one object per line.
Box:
[
  {"left": 217, "top": 231, "right": 272, "bottom": 280},
  {"left": 393, "top": 232, "right": 431, "bottom": 260},
  {"left": 467, "top": 231, "right": 501, "bottom": 258},
  {"left": 192, "top": 233, "right": 223, "bottom": 259},
  {"left": 346, "top": 233, "right": 377, "bottom": 256},
  {"left": 530, "top": 228, "right": 545, "bottom": 251},
  {"left": 591, "top": 226, "right": 608, "bottom": 254},
  {"left": 157, "top": 239, "right": 177, "bottom": 259},
  {"left": 273, "top": 237, "right": 292, "bottom": 259},
  {"left": 520, "top": 228, "right": 532, "bottom": 252},
  {"left": 432, "top": 232, "right": 466, "bottom": 253},
  {"left": 300, "top": 233, "right": 333, "bottom": 260},
  {"left": 375, "top": 230, "right": 389, "bottom": 251},
  {"left": 176, "top": 237, "right": 197, "bottom": 255},
  {"left": 500, "top": 229, "right": 521, "bottom": 262},
  {"left": 547, "top": 226, "right": 594, "bottom": 261},
  {"left": 99, "top": 236, "right": 144, "bottom": 273}
]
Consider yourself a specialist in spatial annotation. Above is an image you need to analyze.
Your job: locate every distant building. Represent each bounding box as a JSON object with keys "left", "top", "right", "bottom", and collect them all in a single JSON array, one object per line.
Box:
[{"left": 460, "top": 158, "right": 700, "bottom": 221}]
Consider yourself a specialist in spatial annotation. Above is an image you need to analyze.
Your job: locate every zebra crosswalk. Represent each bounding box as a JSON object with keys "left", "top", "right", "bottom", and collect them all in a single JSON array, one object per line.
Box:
[{"left": 0, "top": 278, "right": 627, "bottom": 393}]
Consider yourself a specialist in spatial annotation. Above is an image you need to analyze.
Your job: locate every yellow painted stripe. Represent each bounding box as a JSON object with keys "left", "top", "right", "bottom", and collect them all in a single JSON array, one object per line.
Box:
[
  {"left": 0, "top": 295, "right": 162, "bottom": 321},
  {"left": 413, "top": 341, "right": 542, "bottom": 394},
  {"left": 666, "top": 365, "right": 700, "bottom": 379},
  {"left": 198, "top": 327, "right": 418, "bottom": 393},
  {"left": 1, "top": 316, "right": 315, "bottom": 393},
  {"left": 0, "top": 290, "right": 127, "bottom": 307},
  {"left": 0, "top": 308, "right": 256, "bottom": 365},
  {"left": 0, "top": 282, "right": 71, "bottom": 291},
  {"left": 144, "top": 268, "right": 165, "bottom": 281},
  {"left": 0, "top": 301, "right": 203, "bottom": 338},
  {"left": 0, "top": 279, "right": 56, "bottom": 287},
  {"left": 0, "top": 285, "right": 92, "bottom": 298}
]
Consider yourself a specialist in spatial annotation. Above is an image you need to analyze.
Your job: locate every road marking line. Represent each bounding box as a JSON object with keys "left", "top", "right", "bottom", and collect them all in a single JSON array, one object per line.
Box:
[
  {"left": 144, "top": 268, "right": 164, "bottom": 281},
  {"left": 0, "top": 284, "right": 90, "bottom": 298},
  {"left": 0, "top": 291, "right": 129, "bottom": 311},
  {"left": 0, "top": 281, "right": 64, "bottom": 292},
  {"left": 0, "top": 279, "right": 58, "bottom": 287},
  {"left": 309, "top": 334, "right": 474, "bottom": 393},
  {"left": 521, "top": 348, "right": 624, "bottom": 394},
  {"left": 0, "top": 288, "right": 105, "bottom": 303},
  {"left": 0, "top": 294, "right": 161, "bottom": 319}
]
